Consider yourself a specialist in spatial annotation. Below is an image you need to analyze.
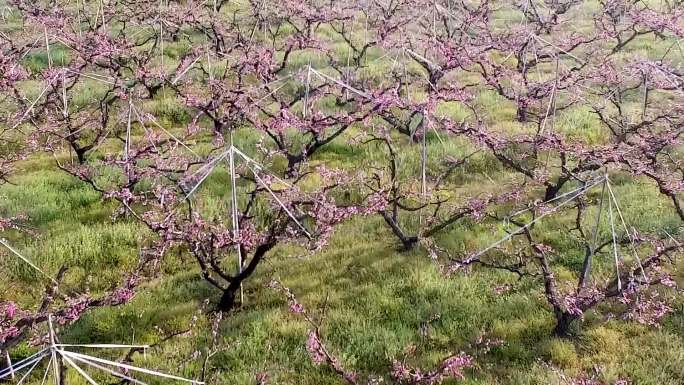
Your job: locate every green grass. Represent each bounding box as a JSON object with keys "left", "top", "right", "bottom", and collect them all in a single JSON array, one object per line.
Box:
[
  {"left": 2, "top": 1, "right": 684, "bottom": 384},
  {"left": 2, "top": 162, "right": 683, "bottom": 384},
  {"left": 3, "top": 108, "right": 683, "bottom": 385}
]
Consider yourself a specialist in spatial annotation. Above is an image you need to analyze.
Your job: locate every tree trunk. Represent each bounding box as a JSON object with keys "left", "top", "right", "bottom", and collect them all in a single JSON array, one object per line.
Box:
[
  {"left": 216, "top": 241, "right": 277, "bottom": 312},
  {"left": 543, "top": 183, "right": 562, "bottom": 202},
  {"left": 400, "top": 236, "right": 419, "bottom": 250},
  {"left": 516, "top": 105, "right": 528, "bottom": 123},
  {"left": 543, "top": 176, "right": 570, "bottom": 201},
  {"left": 71, "top": 143, "right": 87, "bottom": 164},
  {"left": 552, "top": 312, "right": 576, "bottom": 337},
  {"left": 58, "top": 357, "right": 66, "bottom": 385},
  {"left": 286, "top": 154, "right": 303, "bottom": 177},
  {"left": 380, "top": 211, "right": 418, "bottom": 250},
  {"left": 218, "top": 287, "right": 237, "bottom": 312},
  {"left": 0, "top": 350, "right": 9, "bottom": 382}
]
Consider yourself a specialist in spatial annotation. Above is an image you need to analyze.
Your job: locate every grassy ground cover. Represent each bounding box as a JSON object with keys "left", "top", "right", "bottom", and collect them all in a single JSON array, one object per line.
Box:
[{"left": 1, "top": 0, "right": 683, "bottom": 384}]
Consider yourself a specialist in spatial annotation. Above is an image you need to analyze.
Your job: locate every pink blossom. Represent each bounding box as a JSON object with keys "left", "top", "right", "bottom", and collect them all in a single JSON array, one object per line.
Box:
[
  {"left": 56, "top": 295, "right": 92, "bottom": 325},
  {"left": 362, "top": 192, "right": 388, "bottom": 215},
  {"left": 256, "top": 372, "right": 269, "bottom": 385},
  {"left": 289, "top": 302, "right": 304, "bottom": 314},
  {"left": 493, "top": 284, "right": 512, "bottom": 295},
  {"left": 306, "top": 330, "right": 326, "bottom": 365},
  {"left": 391, "top": 352, "right": 474, "bottom": 384},
  {"left": 109, "top": 288, "right": 135, "bottom": 304},
  {"left": 621, "top": 292, "right": 673, "bottom": 327},
  {"left": 0, "top": 326, "right": 20, "bottom": 344},
  {"left": 4, "top": 302, "right": 18, "bottom": 319}
]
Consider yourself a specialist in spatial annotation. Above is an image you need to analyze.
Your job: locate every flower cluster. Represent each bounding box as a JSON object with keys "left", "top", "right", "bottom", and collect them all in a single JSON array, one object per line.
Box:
[
  {"left": 0, "top": 302, "right": 22, "bottom": 344},
  {"left": 620, "top": 290, "right": 673, "bottom": 327},
  {"left": 55, "top": 294, "right": 92, "bottom": 325},
  {"left": 306, "top": 329, "right": 327, "bottom": 365},
  {"left": 391, "top": 353, "right": 474, "bottom": 384},
  {"left": 267, "top": 279, "right": 307, "bottom": 316},
  {"left": 0, "top": 301, "right": 30, "bottom": 345}
]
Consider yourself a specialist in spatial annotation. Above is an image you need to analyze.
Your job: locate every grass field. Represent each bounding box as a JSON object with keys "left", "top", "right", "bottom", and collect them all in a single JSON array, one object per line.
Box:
[
  {"left": 2, "top": 136, "right": 683, "bottom": 384},
  {"left": 1, "top": 0, "right": 683, "bottom": 384}
]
